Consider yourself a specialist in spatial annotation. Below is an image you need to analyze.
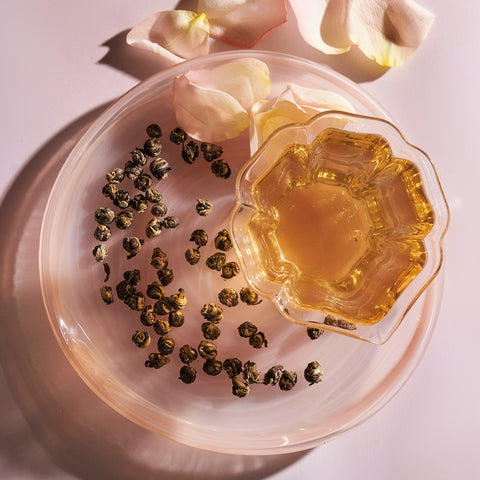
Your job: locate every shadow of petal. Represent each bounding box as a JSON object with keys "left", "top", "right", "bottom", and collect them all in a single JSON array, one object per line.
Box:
[{"left": 98, "top": 30, "right": 176, "bottom": 81}]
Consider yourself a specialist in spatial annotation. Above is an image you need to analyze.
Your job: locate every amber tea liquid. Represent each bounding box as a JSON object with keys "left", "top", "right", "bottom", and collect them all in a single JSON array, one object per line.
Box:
[{"left": 247, "top": 128, "right": 434, "bottom": 325}]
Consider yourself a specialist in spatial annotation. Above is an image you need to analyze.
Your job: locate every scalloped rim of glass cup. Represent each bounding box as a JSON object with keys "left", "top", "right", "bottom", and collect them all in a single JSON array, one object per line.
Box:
[{"left": 231, "top": 110, "right": 450, "bottom": 344}]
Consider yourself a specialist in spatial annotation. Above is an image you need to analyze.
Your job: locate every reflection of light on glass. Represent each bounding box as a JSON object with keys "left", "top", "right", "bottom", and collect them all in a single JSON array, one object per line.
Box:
[
  {"left": 281, "top": 435, "right": 290, "bottom": 446},
  {"left": 58, "top": 315, "right": 92, "bottom": 345},
  {"left": 58, "top": 316, "right": 69, "bottom": 341},
  {"left": 76, "top": 322, "right": 91, "bottom": 343}
]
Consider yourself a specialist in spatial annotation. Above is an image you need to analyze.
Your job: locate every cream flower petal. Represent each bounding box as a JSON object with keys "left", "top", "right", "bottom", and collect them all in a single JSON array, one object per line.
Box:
[
  {"left": 288, "top": 84, "right": 355, "bottom": 112},
  {"left": 181, "top": 58, "right": 271, "bottom": 111},
  {"left": 197, "top": 0, "right": 288, "bottom": 48},
  {"left": 288, "top": 0, "right": 352, "bottom": 54},
  {"left": 250, "top": 84, "right": 355, "bottom": 148},
  {"left": 344, "top": 0, "right": 435, "bottom": 67},
  {"left": 126, "top": 10, "right": 210, "bottom": 61},
  {"left": 172, "top": 75, "right": 250, "bottom": 143},
  {"left": 172, "top": 59, "right": 271, "bottom": 142}
]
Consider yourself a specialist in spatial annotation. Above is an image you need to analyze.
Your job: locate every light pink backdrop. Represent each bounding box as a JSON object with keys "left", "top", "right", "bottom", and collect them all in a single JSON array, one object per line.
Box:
[{"left": 0, "top": 1, "right": 478, "bottom": 479}]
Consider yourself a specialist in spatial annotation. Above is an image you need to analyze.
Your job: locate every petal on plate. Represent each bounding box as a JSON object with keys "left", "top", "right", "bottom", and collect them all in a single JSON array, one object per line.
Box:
[
  {"left": 289, "top": 84, "right": 355, "bottom": 113},
  {"left": 344, "top": 0, "right": 435, "bottom": 66},
  {"left": 250, "top": 84, "right": 355, "bottom": 148},
  {"left": 126, "top": 10, "right": 210, "bottom": 61},
  {"left": 288, "top": 0, "right": 353, "bottom": 54},
  {"left": 197, "top": 0, "right": 288, "bottom": 48},
  {"left": 172, "top": 75, "right": 250, "bottom": 143},
  {"left": 182, "top": 58, "right": 271, "bottom": 111}
]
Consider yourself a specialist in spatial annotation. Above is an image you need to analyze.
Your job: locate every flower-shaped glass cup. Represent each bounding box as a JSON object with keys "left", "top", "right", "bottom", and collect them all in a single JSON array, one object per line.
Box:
[{"left": 232, "top": 111, "right": 449, "bottom": 344}]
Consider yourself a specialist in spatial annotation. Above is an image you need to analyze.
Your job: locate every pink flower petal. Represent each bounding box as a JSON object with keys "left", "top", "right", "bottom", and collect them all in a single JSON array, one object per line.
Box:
[
  {"left": 288, "top": 0, "right": 352, "bottom": 54},
  {"left": 126, "top": 11, "right": 210, "bottom": 62},
  {"left": 172, "top": 59, "right": 271, "bottom": 142},
  {"left": 181, "top": 58, "right": 271, "bottom": 111},
  {"left": 288, "top": 84, "right": 355, "bottom": 112},
  {"left": 197, "top": 0, "right": 288, "bottom": 48},
  {"left": 344, "top": 0, "right": 435, "bottom": 66},
  {"left": 173, "top": 75, "right": 250, "bottom": 143}
]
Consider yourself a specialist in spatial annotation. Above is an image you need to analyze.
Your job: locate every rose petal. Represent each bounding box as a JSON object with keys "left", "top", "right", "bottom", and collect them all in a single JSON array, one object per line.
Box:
[
  {"left": 126, "top": 10, "right": 210, "bottom": 62},
  {"left": 288, "top": 0, "right": 352, "bottom": 54},
  {"left": 173, "top": 75, "right": 250, "bottom": 143},
  {"left": 287, "top": 84, "right": 355, "bottom": 113},
  {"left": 172, "top": 59, "right": 271, "bottom": 142},
  {"left": 344, "top": 0, "right": 435, "bottom": 66},
  {"left": 250, "top": 84, "right": 355, "bottom": 148},
  {"left": 197, "top": 0, "right": 288, "bottom": 48},
  {"left": 181, "top": 58, "right": 271, "bottom": 111}
]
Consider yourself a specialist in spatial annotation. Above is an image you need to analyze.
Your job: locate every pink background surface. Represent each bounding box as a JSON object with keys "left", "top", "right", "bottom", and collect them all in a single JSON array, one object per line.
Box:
[{"left": 1, "top": 1, "right": 478, "bottom": 479}]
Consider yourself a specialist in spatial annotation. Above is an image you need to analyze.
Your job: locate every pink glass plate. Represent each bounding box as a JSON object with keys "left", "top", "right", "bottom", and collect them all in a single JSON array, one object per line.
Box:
[{"left": 39, "top": 50, "right": 447, "bottom": 454}]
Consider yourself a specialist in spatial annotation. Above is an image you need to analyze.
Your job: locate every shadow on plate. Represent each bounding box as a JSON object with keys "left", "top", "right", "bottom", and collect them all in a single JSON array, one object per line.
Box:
[
  {"left": 0, "top": 106, "right": 309, "bottom": 479},
  {"left": 98, "top": 2, "right": 388, "bottom": 84}
]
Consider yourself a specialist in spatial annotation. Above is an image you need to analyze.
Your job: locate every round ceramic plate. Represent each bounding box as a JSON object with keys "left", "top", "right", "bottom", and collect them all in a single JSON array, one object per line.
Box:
[{"left": 39, "top": 50, "right": 444, "bottom": 454}]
